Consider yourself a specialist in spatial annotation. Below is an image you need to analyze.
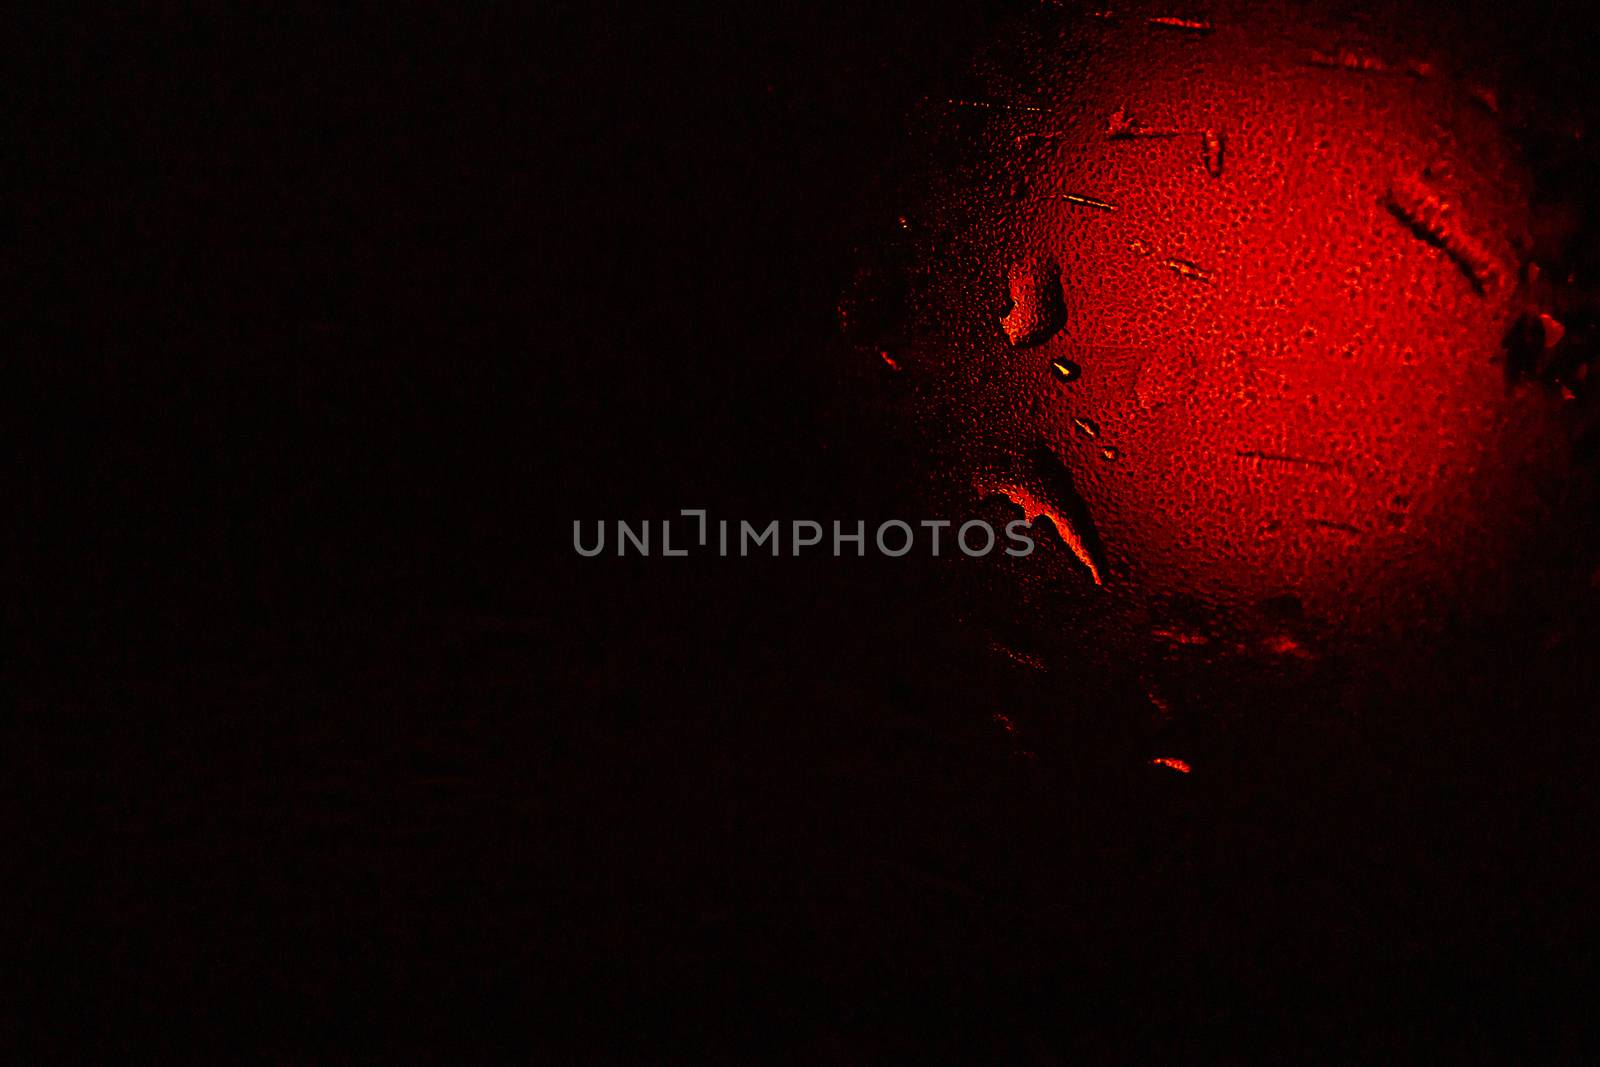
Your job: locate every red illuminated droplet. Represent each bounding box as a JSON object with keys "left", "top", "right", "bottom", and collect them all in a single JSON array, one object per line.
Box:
[
  {"left": 980, "top": 476, "right": 1105, "bottom": 585},
  {"left": 1540, "top": 312, "right": 1566, "bottom": 349},
  {"left": 1050, "top": 358, "right": 1082, "bottom": 383},
  {"left": 1001, "top": 257, "right": 1067, "bottom": 347},
  {"left": 1147, "top": 15, "right": 1212, "bottom": 33}
]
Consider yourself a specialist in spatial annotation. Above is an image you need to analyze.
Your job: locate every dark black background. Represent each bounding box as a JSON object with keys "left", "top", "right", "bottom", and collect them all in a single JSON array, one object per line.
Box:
[{"left": 14, "top": 1, "right": 1600, "bottom": 1061}]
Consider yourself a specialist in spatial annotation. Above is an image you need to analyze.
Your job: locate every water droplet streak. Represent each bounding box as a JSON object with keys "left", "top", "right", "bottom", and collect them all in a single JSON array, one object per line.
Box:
[
  {"left": 944, "top": 97, "right": 1043, "bottom": 113},
  {"left": 1063, "top": 192, "right": 1117, "bottom": 211},
  {"left": 1163, "top": 257, "right": 1214, "bottom": 284},
  {"left": 1203, "top": 128, "right": 1224, "bottom": 177},
  {"left": 1062, "top": 5, "right": 1213, "bottom": 33},
  {"left": 1234, "top": 449, "right": 1342, "bottom": 472},
  {"left": 977, "top": 446, "right": 1108, "bottom": 586},
  {"left": 989, "top": 645, "right": 1047, "bottom": 671},
  {"left": 1307, "top": 49, "right": 1433, "bottom": 78},
  {"left": 1107, "top": 107, "right": 1183, "bottom": 139},
  {"left": 1147, "top": 15, "right": 1211, "bottom": 32},
  {"left": 982, "top": 481, "right": 1105, "bottom": 585},
  {"left": 1384, "top": 172, "right": 1500, "bottom": 295},
  {"left": 1306, "top": 517, "right": 1363, "bottom": 535}
]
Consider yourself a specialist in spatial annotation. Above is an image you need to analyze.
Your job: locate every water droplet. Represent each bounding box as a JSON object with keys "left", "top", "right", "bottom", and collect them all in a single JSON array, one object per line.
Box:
[
  {"left": 1050, "top": 359, "right": 1082, "bottom": 383},
  {"left": 976, "top": 445, "right": 1108, "bottom": 585},
  {"left": 1202, "top": 128, "right": 1224, "bottom": 178},
  {"left": 1540, "top": 313, "right": 1566, "bottom": 348},
  {"left": 1072, "top": 416, "right": 1100, "bottom": 438},
  {"left": 1000, "top": 257, "right": 1066, "bottom": 347}
]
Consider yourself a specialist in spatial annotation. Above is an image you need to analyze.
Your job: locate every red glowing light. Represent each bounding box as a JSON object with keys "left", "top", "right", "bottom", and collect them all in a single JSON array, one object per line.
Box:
[
  {"left": 838, "top": 0, "right": 1582, "bottom": 667},
  {"left": 1151, "top": 757, "right": 1192, "bottom": 774}
]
